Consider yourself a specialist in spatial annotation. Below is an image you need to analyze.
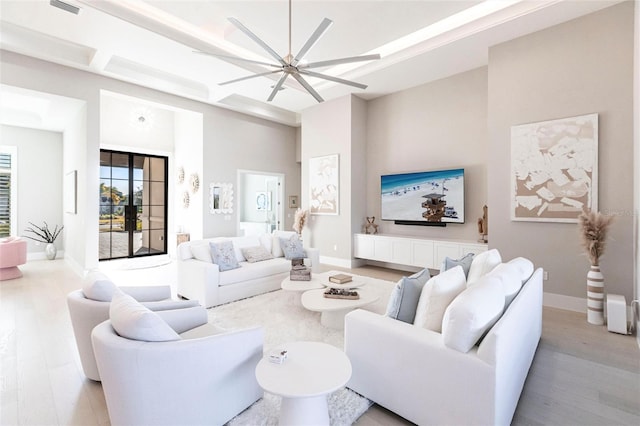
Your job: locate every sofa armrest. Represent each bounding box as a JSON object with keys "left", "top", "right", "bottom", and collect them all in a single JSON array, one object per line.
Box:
[
  {"left": 120, "top": 285, "right": 171, "bottom": 302},
  {"left": 304, "top": 247, "right": 320, "bottom": 273},
  {"left": 142, "top": 299, "right": 200, "bottom": 311},
  {"left": 176, "top": 259, "right": 221, "bottom": 308},
  {"left": 345, "top": 309, "right": 495, "bottom": 425},
  {"left": 154, "top": 306, "right": 208, "bottom": 334}
]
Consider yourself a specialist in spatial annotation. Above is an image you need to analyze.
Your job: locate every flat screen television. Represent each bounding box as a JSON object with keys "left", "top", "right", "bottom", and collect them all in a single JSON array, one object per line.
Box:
[{"left": 381, "top": 168, "right": 465, "bottom": 225}]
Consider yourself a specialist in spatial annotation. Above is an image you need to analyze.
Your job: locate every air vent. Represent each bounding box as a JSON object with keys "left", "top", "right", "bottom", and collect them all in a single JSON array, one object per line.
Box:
[{"left": 50, "top": 0, "right": 80, "bottom": 15}]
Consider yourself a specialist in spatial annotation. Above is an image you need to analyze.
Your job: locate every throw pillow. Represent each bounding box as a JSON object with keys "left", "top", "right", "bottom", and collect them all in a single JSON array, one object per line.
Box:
[
  {"left": 385, "top": 270, "right": 430, "bottom": 324},
  {"left": 272, "top": 230, "right": 297, "bottom": 257},
  {"left": 440, "top": 253, "right": 474, "bottom": 278},
  {"left": 190, "top": 243, "right": 213, "bottom": 263},
  {"left": 232, "top": 236, "right": 261, "bottom": 262},
  {"left": 487, "top": 262, "right": 525, "bottom": 307},
  {"left": 466, "top": 249, "right": 502, "bottom": 286},
  {"left": 413, "top": 265, "right": 467, "bottom": 332},
  {"left": 441, "top": 275, "right": 505, "bottom": 353},
  {"left": 209, "top": 240, "right": 240, "bottom": 271},
  {"left": 508, "top": 257, "right": 534, "bottom": 283},
  {"left": 279, "top": 234, "right": 306, "bottom": 260},
  {"left": 82, "top": 270, "right": 116, "bottom": 301},
  {"left": 109, "top": 290, "right": 181, "bottom": 342},
  {"left": 241, "top": 245, "right": 274, "bottom": 263}
]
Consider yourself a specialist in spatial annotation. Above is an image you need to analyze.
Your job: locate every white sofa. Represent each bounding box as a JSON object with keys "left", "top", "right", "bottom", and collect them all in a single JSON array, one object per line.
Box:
[
  {"left": 345, "top": 255, "right": 543, "bottom": 426},
  {"left": 177, "top": 231, "right": 319, "bottom": 308}
]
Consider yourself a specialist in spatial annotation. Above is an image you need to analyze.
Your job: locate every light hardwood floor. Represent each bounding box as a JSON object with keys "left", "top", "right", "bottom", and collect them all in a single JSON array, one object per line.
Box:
[{"left": 1, "top": 259, "right": 638, "bottom": 425}]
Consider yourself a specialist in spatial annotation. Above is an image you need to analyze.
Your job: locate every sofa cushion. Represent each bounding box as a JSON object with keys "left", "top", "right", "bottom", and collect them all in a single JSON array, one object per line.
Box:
[
  {"left": 179, "top": 322, "right": 224, "bottom": 340},
  {"left": 190, "top": 243, "right": 213, "bottom": 263},
  {"left": 259, "top": 233, "right": 273, "bottom": 253},
  {"left": 209, "top": 240, "right": 240, "bottom": 271},
  {"left": 109, "top": 290, "right": 181, "bottom": 342},
  {"left": 466, "top": 249, "right": 501, "bottom": 286},
  {"left": 440, "top": 253, "right": 474, "bottom": 278},
  {"left": 385, "top": 268, "right": 431, "bottom": 323},
  {"left": 232, "top": 236, "right": 262, "bottom": 262},
  {"left": 272, "top": 230, "right": 297, "bottom": 257},
  {"left": 82, "top": 271, "right": 116, "bottom": 302},
  {"left": 486, "top": 262, "right": 524, "bottom": 307},
  {"left": 279, "top": 234, "right": 306, "bottom": 260},
  {"left": 241, "top": 245, "right": 274, "bottom": 263},
  {"left": 414, "top": 265, "right": 467, "bottom": 332},
  {"left": 508, "top": 257, "right": 534, "bottom": 284},
  {"left": 218, "top": 258, "right": 291, "bottom": 286},
  {"left": 442, "top": 275, "right": 505, "bottom": 353}
]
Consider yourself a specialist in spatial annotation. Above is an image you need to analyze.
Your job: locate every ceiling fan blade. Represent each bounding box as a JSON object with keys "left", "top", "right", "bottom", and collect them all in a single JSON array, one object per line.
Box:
[
  {"left": 291, "top": 18, "right": 333, "bottom": 66},
  {"left": 219, "top": 70, "right": 282, "bottom": 86},
  {"left": 298, "top": 70, "right": 368, "bottom": 90},
  {"left": 300, "top": 54, "right": 381, "bottom": 69},
  {"left": 267, "top": 73, "right": 289, "bottom": 102},
  {"left": 291, "top": 73, "right": 324, "bottom": 103},
  {"left": 194, "top": 51, "right": 281, "bottom": 68},
  {"left": 228, "top": 17, "right": 287, "bottom": 66}
]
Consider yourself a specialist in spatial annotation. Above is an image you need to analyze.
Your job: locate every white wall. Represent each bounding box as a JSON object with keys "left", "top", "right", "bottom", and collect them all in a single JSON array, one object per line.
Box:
[
  {"left": 1, "top": 125, "right": 63, "bottom": 256},
  {"left": 634, "top": 0, "right": 639, "bottom": 345},
  {"left": 488, "top": 2, "right": 634, "bottom": 303},
  {"left": 366, "top": 67, "right": 488, "bottom": 241}
]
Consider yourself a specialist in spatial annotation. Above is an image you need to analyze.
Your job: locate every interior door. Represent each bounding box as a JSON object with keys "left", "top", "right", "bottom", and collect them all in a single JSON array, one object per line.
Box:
[{"left": 99, "top": 150, "right": 167, "bottom": 260}]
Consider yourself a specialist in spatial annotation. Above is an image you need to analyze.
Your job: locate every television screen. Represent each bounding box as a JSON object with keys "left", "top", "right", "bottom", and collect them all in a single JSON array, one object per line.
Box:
[{"left": 381, "top": 168, "right": 465, "bottom": 224}]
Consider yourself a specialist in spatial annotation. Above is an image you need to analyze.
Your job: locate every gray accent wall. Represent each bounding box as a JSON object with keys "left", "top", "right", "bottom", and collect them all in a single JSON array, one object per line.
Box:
[{"left": 488, "top": 1, "right": 634, "bottom": 302}]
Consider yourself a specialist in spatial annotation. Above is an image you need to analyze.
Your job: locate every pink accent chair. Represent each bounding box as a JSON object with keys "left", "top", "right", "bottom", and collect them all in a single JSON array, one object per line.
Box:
[{"left": 0, "top": 237, "right": 27, "bottom": 280}]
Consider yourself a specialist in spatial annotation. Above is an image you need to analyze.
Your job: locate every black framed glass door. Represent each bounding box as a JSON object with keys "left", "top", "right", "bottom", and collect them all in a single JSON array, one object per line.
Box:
[{"left": 99, "top": 150, "right": 167, "bottom": 260}]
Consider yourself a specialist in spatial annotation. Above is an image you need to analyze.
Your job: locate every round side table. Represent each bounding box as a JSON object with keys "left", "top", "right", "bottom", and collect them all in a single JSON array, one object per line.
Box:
[{"left": 255, "top": 341, "right": 352, "bottom": 426}]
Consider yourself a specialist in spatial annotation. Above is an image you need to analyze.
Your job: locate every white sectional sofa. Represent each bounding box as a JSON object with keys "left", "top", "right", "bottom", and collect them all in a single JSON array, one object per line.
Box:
[
  {"left": 177, "top": 231, "right": 319, "bottom": 308},
  {"left": 345, "top": 253, "right": 543, "bottom": 426}
]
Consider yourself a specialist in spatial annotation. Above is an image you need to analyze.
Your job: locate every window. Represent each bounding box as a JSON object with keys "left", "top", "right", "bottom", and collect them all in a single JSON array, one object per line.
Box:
[{"left": 0, "top": 146, "right": 17, "bottom": 238}]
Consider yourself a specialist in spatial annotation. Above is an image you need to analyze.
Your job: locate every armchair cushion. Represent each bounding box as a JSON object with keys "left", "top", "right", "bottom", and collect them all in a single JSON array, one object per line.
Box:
[
  {"left": 82, "top": 271, "right": 117, "bottom": 301},
  {"left": 109, "top": 291, "right": 180, "bottom": 342},
  {"left": 209, "top": 240, "right": 240, "bottom": 271},
  {"left": 414, "top": 265, "right": 466, "bottom": 332}
]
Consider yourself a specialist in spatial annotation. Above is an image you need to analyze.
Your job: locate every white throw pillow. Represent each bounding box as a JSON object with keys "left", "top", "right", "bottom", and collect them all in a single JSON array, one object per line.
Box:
[
  {"left": 466, "top": 249, "right": 502, "bottom": 286},
  {"left": 190, "top": 243, "right": 213, "bottom": 263},
  {"left": 442, "top": 275, "right": 505, "bottom": 353},
  {"left": 486, "top": 262, "right": 523, "bottom": 307},
  {"left": 109, "top": 290, "right": 180, "bottom": 342},
  {"left": 414, "top": 265, "right": 467, "bottom": 332},
  {"left": 82, "top": 270, "right": 116, "bottom": 302},
  {"left": 508, "top": 257, "right": 534, "bottom": 284}
]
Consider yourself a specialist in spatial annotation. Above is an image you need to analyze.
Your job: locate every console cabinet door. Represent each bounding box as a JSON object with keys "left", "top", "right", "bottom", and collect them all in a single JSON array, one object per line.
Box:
[
  {"left": 412, "top": 241, "right": 435, "bottom": 268},
  {"left": 354, "top": 234, "right": 374, "bottom": 259},
  {"left": 434, "top": 242, "right": 461, "bottom": 269}
]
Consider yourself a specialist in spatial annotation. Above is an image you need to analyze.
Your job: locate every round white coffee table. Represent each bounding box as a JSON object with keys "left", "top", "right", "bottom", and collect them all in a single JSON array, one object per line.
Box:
[
  {"left": 255, "top": 341, "right": 352, "bottom": 426},
  {"left": 301, "top": 286, "right": 379, "bottom": 329},
  {"left": 281, "top": 275, "right": 325, "bottom": 305}
]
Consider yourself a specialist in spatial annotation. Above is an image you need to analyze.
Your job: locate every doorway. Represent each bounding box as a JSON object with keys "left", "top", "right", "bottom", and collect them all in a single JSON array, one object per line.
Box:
[
  {"left": 99, "top": 150, "right": 168, "bottom": 260},
  {"left": 238, "top": 170, "right": 284, "bottom": 236}
]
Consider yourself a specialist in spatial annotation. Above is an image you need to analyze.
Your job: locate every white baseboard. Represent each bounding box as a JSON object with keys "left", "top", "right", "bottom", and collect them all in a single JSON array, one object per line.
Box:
[
  {"left": 27, "top": 250, "right": 65, "bottom": 262},
  {"left": 543, "top": 292, "right": 586, "bottom": 313},
  {"left": 319, "top": 255, "right": 357, "bottom": 269}
]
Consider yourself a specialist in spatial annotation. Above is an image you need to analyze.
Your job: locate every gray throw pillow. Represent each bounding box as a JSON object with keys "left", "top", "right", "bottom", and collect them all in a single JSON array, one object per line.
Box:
[
  {"left": 440, "top": 253, "right": 474, "bottom": 278},
  {"left": 209, "top": 241, "right": 240, "bottom": 271},
  {"left": 279, "top": 234, "right": 306, "bottom": 260},
  {"left": 385, "top": 269, "right": 430, "bottom": 323},
  {"left": 241, "top": 245, "right": 274, "bottom": 263}
]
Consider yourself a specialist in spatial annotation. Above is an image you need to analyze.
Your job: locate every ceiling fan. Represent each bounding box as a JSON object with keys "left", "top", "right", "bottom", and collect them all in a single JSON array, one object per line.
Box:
[{"left": 195, "top": 0, "right": 380, "bottom": 103}]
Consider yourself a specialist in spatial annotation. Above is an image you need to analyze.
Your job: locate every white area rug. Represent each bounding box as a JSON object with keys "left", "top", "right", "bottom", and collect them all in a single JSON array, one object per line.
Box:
[{"left": 211, "top": 273, "right": 396, "bottom": 425}]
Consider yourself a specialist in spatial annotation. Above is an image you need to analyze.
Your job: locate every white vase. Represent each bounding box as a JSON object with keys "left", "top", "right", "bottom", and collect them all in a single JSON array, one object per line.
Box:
[
  {"left": 586, "top": 265, "right": 604, "bottom": 325},
  {"left": 45, "top": 243, "right": 57, "bottom": 260}
]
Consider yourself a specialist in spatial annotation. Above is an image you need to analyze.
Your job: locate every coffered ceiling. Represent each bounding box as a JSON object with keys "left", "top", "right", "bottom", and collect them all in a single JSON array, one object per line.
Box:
[{"left": 0, "top": 0, "right": 624, "bottom": 126}]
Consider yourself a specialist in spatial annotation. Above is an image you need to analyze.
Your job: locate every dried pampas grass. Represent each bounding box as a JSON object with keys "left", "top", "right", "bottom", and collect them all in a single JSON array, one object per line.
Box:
[
  {"left": 293, "top": 208, "right": 308, "bottom": 235},
  {"left": 578, "top": 210, "right": 613, "bottom": 266}
]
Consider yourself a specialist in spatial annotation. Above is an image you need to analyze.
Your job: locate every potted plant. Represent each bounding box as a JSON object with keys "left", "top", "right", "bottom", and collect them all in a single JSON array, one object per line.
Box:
[
  {"left": 578, "top": 210, "right": 613, "bottom": 325},
  {"left": 23, "top": 221, "right": 64, "bottom": 260}
]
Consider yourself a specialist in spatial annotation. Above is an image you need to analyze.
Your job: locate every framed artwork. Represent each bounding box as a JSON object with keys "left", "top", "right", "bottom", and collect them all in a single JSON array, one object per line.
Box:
[
  {"left": 289, "top": 195, "right": 298, "bottom": 209},
  {"left": 256, "top": 191, "right": 271, "bottom": 211},
  {"left": 309, "top": 154, "right": 339, "bottom": 215},
  {"left": 209, "top": 183, "right": 234, "bottom": 214},
  {"left": 511, "top": 113, "right": 598, "bottom": 223}
]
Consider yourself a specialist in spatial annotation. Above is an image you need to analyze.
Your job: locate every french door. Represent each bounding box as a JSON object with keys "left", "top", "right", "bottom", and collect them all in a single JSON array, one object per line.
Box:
[{"left": 99, "top": 150, "right": 168, "bottom": 260}]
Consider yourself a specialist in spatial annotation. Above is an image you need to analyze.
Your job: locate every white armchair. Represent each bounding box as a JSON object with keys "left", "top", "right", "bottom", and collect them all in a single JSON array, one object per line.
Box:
[
  {"left": 91, "top": 303, "right": 264, "bottom": 426},
  {"left": 67, "top": 271, "right": 199, "bottom": 381}
]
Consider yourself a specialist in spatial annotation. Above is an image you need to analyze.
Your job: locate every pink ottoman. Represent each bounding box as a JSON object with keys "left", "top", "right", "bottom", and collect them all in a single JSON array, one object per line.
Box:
[{"left": 0, "top": 237, "right": 27, "bottom": 280}]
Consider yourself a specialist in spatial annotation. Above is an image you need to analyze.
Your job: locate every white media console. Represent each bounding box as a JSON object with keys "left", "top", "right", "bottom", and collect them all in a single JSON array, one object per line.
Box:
[{"left": 354, "top": 233, "right": 487, "bottom": 270}]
